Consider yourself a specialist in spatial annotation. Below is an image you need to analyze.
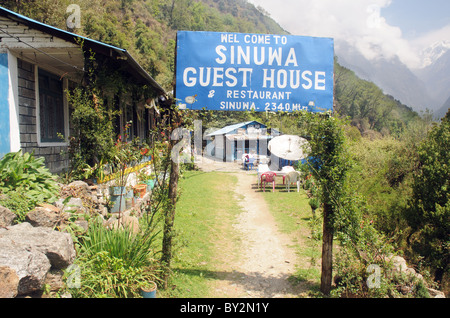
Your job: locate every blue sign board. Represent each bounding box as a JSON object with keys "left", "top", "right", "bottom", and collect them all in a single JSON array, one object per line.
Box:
[{"left": 175, "top": 31, "right": 334, "bottom": 113}]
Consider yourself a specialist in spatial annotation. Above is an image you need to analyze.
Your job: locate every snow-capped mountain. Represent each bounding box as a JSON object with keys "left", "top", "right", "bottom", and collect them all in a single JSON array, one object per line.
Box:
[
  {"left": 335, "top": 40, "right": 437, "bottom": 113},
  {"left": 336, "top": 40, "right": 450, "bottom": 118},
  {"left": 420, "top": 40, "right": 450, "bottom": 68},
  {"left": 415, "top": 42, "right": 450, "bottom": 116}
]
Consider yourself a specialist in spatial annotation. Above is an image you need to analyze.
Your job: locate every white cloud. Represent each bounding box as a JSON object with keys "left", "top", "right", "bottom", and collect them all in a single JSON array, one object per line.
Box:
[
  {"left": 412, "top": 24, "right": 450, "bottom": 47},
  {"left": 248, "top": 0, "right": 432, "bottom": 68}
]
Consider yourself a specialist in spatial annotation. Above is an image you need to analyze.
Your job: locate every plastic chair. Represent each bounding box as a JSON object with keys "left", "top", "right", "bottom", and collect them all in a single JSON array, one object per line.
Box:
[
  {"left": 257, "top": 164, "right": 270, "bottom": 186},
  {"left": 260, "top": 172, "right": 277, "bottom": 192},
  {"left": 281, "top": 166, "right": 295, "bottom": 184},
  {"left": 285, "top": 171, "right": 301, "bottom": 192}
]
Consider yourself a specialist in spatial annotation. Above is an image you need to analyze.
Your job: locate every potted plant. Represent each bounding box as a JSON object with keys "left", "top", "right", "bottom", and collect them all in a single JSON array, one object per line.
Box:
[
  {"left": 139, "top": 281, "right": 157, "bottom": 298},
  {"left": 137, "top": 169, "right": 155, "bottom": 192},
  {"left": 109, "top": 122, "right": 139, "bottom": 214},
  {"left": 133, "top": 183, "right": 147, "bottom": 199}
]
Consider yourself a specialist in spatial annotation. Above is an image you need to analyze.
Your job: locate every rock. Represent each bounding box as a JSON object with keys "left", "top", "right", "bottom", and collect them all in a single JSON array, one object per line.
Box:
[
  {"left": 44, "top": 269, "right": 65, "bottom": 292},
  {"left": 0, "top": 240, "right": 51, "bottom": 295},
  {"left": 74, "top": 219, "right": 89, "bottom": 232},
  {"left": 25, "top": 205, "right": 65, "bottom": 228},
  {"left": 107, "top": 214, "right": 140, "bottom": 234},
  {"left": 391, "top": 256, "right": 408, "bottom": 272},
  {"left": 385, "top": 255, "right": 447, "bottom": 298},
  {"left": 405, "top": 267, "right": 417, "bottom": 277},
  {"left": 39, "top": 203, "right": 60, "bottom": 212},
  {"left": 59, "top": 181, "right": 91, "bottom": 206},
  {"left": 0, "top": 205, "right": 17, "bottom": 227},
  {"left": 427, "top": 288, "right": 446, "bottom": 298},
  {"left": 99, "top": 205, "right": 108, "bottom": 216},
  {"left": 0, "top": 266, "right": 20, "bottom": 298},
  {"left": 67, "top": 180, "right": 89, "bottom": 192},
  {"left": 54, "top": 197, "right": 86, "bottom": 214},
  {"left": 0, "top": 222, "right": 75, "bottom": 269},
  {"left": 0, "top": 222, "right": 76, "bottom": 296}
]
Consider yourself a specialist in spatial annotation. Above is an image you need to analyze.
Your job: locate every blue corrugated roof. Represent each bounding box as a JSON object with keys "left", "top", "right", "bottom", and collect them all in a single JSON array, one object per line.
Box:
[{"left": 207, "top": 121, "right": 265, "bottom": 136}]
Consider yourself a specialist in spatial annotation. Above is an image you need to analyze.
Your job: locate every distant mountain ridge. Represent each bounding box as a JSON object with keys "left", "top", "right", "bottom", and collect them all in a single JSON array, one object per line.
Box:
[
  {"left": 336, "top": 39, "right": 450, "bottom": 119},
  {"left": 420, "top": 40, "right": 450, "bottom": 68},
  {"left": 414, "top": 47, "right": 450, "bottom": 118},
  {"left": 437, "top": 95, "right": 450, "bottom": 119}
]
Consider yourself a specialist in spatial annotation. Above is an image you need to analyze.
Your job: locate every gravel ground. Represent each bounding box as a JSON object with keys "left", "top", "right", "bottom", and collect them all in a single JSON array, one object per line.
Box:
[{"left": 195, "top": 155, "right": 308, "bottom": 298}]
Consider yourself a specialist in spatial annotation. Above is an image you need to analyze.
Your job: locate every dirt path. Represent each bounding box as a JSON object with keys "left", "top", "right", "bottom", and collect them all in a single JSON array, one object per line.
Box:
[{"left": 196, "top": 156, "right": 308, "bottom": 298}]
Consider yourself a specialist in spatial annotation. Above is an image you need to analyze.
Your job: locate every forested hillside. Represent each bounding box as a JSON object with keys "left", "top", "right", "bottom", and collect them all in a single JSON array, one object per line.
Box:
[{"left": 0, "top": 0, "right": 285, "bottom": 89}]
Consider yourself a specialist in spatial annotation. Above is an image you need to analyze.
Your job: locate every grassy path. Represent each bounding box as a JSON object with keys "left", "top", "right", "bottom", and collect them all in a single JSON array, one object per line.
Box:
[{"left": 159, "top": 170, "right": 321, "bottom": 298}]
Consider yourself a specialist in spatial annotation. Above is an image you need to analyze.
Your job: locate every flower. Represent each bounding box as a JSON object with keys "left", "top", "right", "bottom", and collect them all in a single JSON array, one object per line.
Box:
[{"left": 140, "top": 148, "right": 149, "bottom": 156}]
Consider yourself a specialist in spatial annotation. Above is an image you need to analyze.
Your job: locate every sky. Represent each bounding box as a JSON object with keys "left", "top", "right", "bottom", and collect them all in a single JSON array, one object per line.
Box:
[{"left": 247, "top": 0, "right": 450, "bottom": 69}]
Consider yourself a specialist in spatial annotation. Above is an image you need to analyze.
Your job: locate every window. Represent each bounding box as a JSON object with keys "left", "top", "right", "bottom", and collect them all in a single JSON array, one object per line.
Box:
[{"left": 38, "top": 69, "right": 65, "bottom": 143}]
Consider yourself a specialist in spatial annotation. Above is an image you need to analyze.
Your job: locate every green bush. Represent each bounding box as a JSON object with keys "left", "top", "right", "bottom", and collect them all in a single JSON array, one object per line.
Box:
[
  {"left": 309, "top": 197, "right": 320, "bottom": 211},
  {"left": 404, "top": 114, "right": 450, "bottom": 282},
  {"left": 0, "top": 187, "right": 37, "bottom": 222},
  {"left": 0, "top": 150, "right": 59, "bottom": 204},
  {"left": 69, "top": 217, "right": 162, "bottom": 298},
  {"left": 66, "top": 86, "right": 117, "bottom": 180},
  {"left": 68, "top": 251, "right": 157, "bottom": 298},
  {"left": 78, "top": 218, "right": 160, "bottom": 269}
]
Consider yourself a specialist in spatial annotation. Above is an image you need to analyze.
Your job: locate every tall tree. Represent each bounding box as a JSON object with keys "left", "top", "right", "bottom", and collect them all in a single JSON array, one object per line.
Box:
[
  {"left": 303, "top": 112, "right": 351, "bottom": 295},
  {"left": 405, "top": 109, "right": 450, "bottom": 284}
]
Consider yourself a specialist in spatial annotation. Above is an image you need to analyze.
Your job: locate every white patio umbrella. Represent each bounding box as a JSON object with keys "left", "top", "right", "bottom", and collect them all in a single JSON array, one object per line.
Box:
[{"left": 268, "top": 135, "right": 309, "bottom": 160}]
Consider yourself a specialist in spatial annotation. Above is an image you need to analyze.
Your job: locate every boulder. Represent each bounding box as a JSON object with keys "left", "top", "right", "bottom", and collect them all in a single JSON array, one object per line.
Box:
[
  {"left": 0, "top": 222, "right": 76, "bottom": 296},
  {"left": 66, "top": 180, "right": 89, "bottom": 192},
  {"left": 387, "top": 255, "right": 446, "bottom": 298},
  {"left": 0, "top": 266, "right": 20, "bottom": 297},
  {"left": 428, "top": 288, "right": 446, "bottom": 298},
  {"left": 54, "top": 197, "right": 87, "bottom": 214},
  {"left": 25, "top": 204, "right": 66, "bottom": 228},
  {"left": 121, "top": 215, "right": 140, "bottom": 234},
  {"left": 0, "top": 222, "right": 75, "bottom": 269},
  {"left": 43, "top": 269, "right": 65, "bottom": 293},
  {"left": 391, "top": 255, "right": 408, "bottom": 272},
  {"left": 0, "top": 240, "right": 51, "bottom": 295},
  {"left": 0, "top": 205, "right": 17, "bottom": 227},
  {"left": 107, "top": 214, "right": 140, "bottom": 234}
]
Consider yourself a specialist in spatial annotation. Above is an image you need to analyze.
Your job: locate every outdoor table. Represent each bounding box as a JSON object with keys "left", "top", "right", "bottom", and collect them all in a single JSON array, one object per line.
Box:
[{"left": 257, "top": 166, "right": 295, "bottom": 186}]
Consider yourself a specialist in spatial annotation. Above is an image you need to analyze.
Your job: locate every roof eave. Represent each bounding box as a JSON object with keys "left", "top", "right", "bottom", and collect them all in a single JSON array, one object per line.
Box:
[{"left": 0, "top": 6, "right": 167, "bottom": 96}]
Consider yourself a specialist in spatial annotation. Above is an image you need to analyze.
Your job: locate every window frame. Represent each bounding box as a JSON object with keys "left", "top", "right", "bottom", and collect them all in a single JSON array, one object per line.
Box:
[{"left": 36, "top": 66, "right": 69, "bottom": 147}]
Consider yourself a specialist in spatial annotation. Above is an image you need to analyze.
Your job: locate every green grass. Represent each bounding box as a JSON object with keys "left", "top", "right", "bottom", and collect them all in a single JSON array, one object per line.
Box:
[
  {"left": 159, "top": 171, "right": 242, "bottom": 297},
  {"left": 159, "top": 171, "right": 321, "bottom": 297}
]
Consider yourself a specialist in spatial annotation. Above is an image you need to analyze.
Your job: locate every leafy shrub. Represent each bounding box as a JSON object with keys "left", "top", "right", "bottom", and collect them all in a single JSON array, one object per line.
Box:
[
  {"left": 309, "top": 197, "right": 320, "bottom": 211},
  {"left": 0, "top": 150, "right": 59, "bottom": 204},
  {"left": 68, "top": 251, "right": 157, "bottom": 298},
  {"left": 66, "top": 86, "right": 117, "bottom": 181},
  {"left": 78, "top": 218, "right": 159, "bottom": 269},
  {"left": 0, "top": 187, "right": 37, "bottom": 222},
  {"left": 404, "top": 115, "right": 450, "bottom": 283},
  {"left": 70, "top": 217, "right": 161, "bottom": 298}
]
